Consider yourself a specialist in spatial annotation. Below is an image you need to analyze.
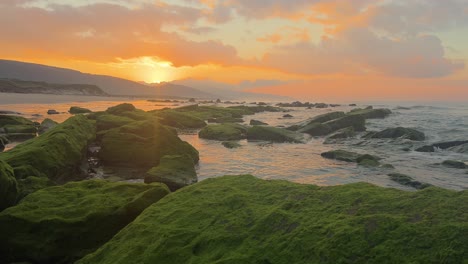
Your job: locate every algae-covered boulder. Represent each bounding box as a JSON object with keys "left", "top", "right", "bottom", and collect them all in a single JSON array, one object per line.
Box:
[
  {"left": 198, "top": 123, "right": 247, "bottom": 141},
  {"left": 370, "top": 127, "right": 425, "bottom": 141},
  {"left": 0, "top": 115, "right": 96, "bottom": 181},
  {"left": 16, "top": 176, "right": 53, "bottom": 200},
  {"left": 388, "top": 173, "right": 432, "bottom": 189},
  {"left": 298, "top": 115, "right": 365, "bottom": 136},
  {"left": 222, "top": 141, "right": 241, "bottom": 149},
  {"left": 321, "top": 149, "right": 361, "bottom": 162},
  {"left": 250, "top": 119, "right": 268, "bottom": 126},
  {"left": 100, "top": 120, "right": 199, "bottom": 168},
  {"left": 287, "top": 111, "right": 345, "bottom": 131},
  {"left": 96, "top": 114, "right": 136, "bottom": 132},
  {"left": 145, "top": 155, "right": 197, "bottom": 191},
  {"left": 0, "top": 114, "right": 37, "bottom": 140},
  {"left": 154, "top": 110, "right": 207, "bottom": 129},
  {"left": 247, "top": 126, "right": 304, "bottom": 143},
  {"left": 0, "top": 180, "right": 170, "bottom": 264},
  {"left": 38, "top": 118, "right": 58, "bottom": 134},
  {"left": 0, "top": 135, "right": 8, "bottom": 151},
  {"left": 0, "top": 160, "right": 18, "bottom": 211},
  {"left": 348, "top": 108, "right": 392, "bottom": 119},
  {"left": 442, "top": 160, "right": 467, "bottom": 169},
  {"left": 78, "top": 175, "right": 468, "bottom": 264},
  {"left": 324, "top": 127, "right": 355, "bottom": 143},
  {"left": 0, "top": 114, "right": 34, "bottom": 127},
  {"left": 106, "top": 103, "right": 136, "bottom": 115},
  {"left": 69, "top": 106, "right": 92, "bottom": 114}
]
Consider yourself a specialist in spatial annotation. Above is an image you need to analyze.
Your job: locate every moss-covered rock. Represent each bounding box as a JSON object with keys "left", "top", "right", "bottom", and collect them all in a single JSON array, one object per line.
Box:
[
  {"left": 348, "top": 108, "right": 392, "bottom": 119},
  {"left": 287, "top": 111, "right": 345, "bottom": 131},
  {"left": 96, "top": 114, "right": 136, "bottom": 132},
  {"left": 324, "top": 127, "right": 355, "bottom": 143},
  {"left": 153, "top": 110, "right": 207, "bottom": 129},
  {"left": 168, "top": 105, "right": 283, "bottom": 121},
  {"left": 321, "top": 149, "right": 361, "bottom": 162},
  {"left": 370, "top": 127, "right": 425, "bottom": 141},
  {"left": 298, "top": 115, "right": 365, "bottom": 136},
  {"left": 207, "top": 116, "right": 244, "bottom": 123},
  {"left": 69, "top": 106, "right": 92, "bottom": 114},
  {"left": 78, "top": 175, "right": 468, "bottom": 264},
  {"left": 16, "top": 176, "right": 53, "bottom": 200},
  {"left": 198, "top": 123, "right": 247, "bottom": 141},
  {"left": 0, "top": 115, "right": 96, "bottom": 182},
  {"left": 222, "top": 141, "right": 242, "bottom": 149},
  {"left": 0, "top": 180, "right": 170, "bottom": 264},
  {"left": 0, "top": 160, "right": 18, "bottom": 211},
  {"left": 106, "top": 103, "right": 136, "bottom": 115},
  {"left": 145, "top": 155, "right": 197, "bottom": 191},
  {"left": 250, "top": 119, "right": 268, "bottom": 126},
  {"left": 388, "top": 173, "right": 432, "bottom": 189},
  {"left": 100, "top": 120, "right": 199, "bottom": 168},
  {"left": 441, "top": 160, "right": 467, "bottom": 169},
  {"left": 247, "top": 126, "right": 304, "bottom": 143},
  {"left": 0, "top": 114, "right": 34, "bottom": 127},
  {"left": 0, "top": 135, "right": 9, "bottom": 151},
  {"left": 38, "top": 118, "right": 58, "bottom": 134}
]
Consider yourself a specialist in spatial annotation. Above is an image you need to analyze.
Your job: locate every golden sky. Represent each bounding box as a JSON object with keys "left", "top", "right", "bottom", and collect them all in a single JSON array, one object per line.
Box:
[{"left": 1, "top": 0, "right": 468, "bottom": 100}]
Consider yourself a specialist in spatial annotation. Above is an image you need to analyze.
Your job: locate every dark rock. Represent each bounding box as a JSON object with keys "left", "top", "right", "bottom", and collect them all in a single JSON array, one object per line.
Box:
[
  {"left": 388, "top": 173, "right": 431, "bottom": 189},
  {"left": 283, "top": 114, "right": 293, "bottom": 118},
  {"left": 222, "top": 141, "right": 242, "bottom": 149},
  {"left": 250, "top": 119, "right": 268, "bottom": 126},
  {"left": 326, "top": 127, "right": 355, "bottom": 140},
  {"left": 315, "top": 103, "right": 329, "bottom": 108},
  {"left": 145, "top": 155, "right": 197, "bottom": 191},
  {"left": 321, "top": 150, "right": 361, "bottom": 162},
  {"left": 47, "top": 109, "right": 59, "bottom": 115},
  {"left": 370, "top": 127, "right": 425, "bottom": 141},
  {"left": 441, "top": 160, "right": 466, "bottom": 169},
  {"left": 349, "top": 104, "right": 357, "bottom": 106},
  {"left": 416, "top": 140, "right": 468, "bottom": 152},
  {"left": 247, "top": 126, "right": 304, "bottom": 143},
  {"left": 0, "top": 160, "right": 18, "bottom": 210},
  {"left": 38, "top": 118, "right": 58, "bottom": 134},
  {"left": 199, "top": 123, "right": 247, "bottom": 141},
  {"left": 347, "top": 108, "right": 392, "bottom": 119},
  {"left": 69, "top": 106, "right": 92, "bottom": 114}
]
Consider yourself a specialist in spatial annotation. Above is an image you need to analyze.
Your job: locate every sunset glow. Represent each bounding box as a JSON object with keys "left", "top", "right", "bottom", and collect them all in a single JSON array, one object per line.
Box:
[{"left": 1, "top": 0, "right": 467, "bottom": 100}]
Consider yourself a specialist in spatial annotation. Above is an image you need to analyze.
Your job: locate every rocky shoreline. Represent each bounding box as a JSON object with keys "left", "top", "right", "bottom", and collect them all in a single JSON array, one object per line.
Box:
[{"left": 0, "top": 102, "right": 467, "bottom": 263}]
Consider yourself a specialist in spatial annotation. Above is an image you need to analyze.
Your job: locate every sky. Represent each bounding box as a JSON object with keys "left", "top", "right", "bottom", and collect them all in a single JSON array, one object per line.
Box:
[{"left": 1, "top": 0, "right": 468, "bottom": 101}]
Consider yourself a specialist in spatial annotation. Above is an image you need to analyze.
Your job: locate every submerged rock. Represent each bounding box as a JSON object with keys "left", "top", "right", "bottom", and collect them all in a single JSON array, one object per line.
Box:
[
  {"left": 416, "top": 140, "right": 468, "bottom": 152},
  {"left": 441, "top": 160, "right": 467, "bottom": 169},
  {"left": 69, "top": 106, "right": 92, "bottom": 114},
  {"left": 0, "top": 160, "right": 18, "bottom": 211},
  {"left": 247, "top": 126, "right": 304, "bottom": 143},
  {"left": 250, "top": 119, "right": 268, "bottom": 126},
  {"left": 145, "top": 155, "right": 197, "bottom": 191},
  {"left": 321, "top": 150, "right": 361, "bottom": 162},
  {"left": 78, "top": 175, "right": 467, "bottom": 264},
  {"left": 0, "top": 180, "right": 170, "bottom": 264},
  {"left": 388, "top": 173, "right": 431, "bottom": 189},
  {"left": 199, "top": 123, "right": 247, "bottom": 141},
  {"left": 222, "top": 141, "right": 242, "bottom": 149},
  {"left": 370, "top": 127, "right": 425, "bottom": 141}
]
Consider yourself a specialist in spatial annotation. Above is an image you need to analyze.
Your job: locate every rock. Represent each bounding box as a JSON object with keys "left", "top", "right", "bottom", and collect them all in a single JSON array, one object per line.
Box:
[
  {"left": 0, "top": 114, "right": 35, "bottom": 128},
  {"left": 282, "top": 114, "right": 293, "bottom": 118},
  {"left": 381, "top": 164, "right": 395, "bottom": 169},
  {"left": 301, "top": 115, "right": 365, "bottom": 136},
  {"left": 326, "top": 127, "right": 355, "bottom": 140},
  {"left": 222, "top": 141, "right": 242, "bottom": 149},
  {"left": 0, "top": 110, "right": 22, "bottom": 115},
  {"left": 370, "top": 127, "right": 425, "bottom": 141},
  {"left": 0, "top": 135, "right": 8, "bottom": 151},
  {"left": 0, "top": 115, "right": 96, "bottom": 182},
  {"left": 207, "top": 117, "right": 244, "bottom": 123},
  {"left": 287, "top": 111, "right": 345, "bottom": 131},
  {"left": 69, "top": 106, "right": 92, "bottom": 114},
  {"left": 250, "top": 119, "right": 268, "bottom": 126},
  {"left": 216, "top": 98, "right": 222, "bottom": 103},
  {"left": 95, "top": 114, "right": 136, "bottom": 132},
  {"left": 329, "top": 104, "right": 341, "bottom": 107},
  {"left": 0, "top": 160, "right": 18, "bottom": 211},
  {"left": 199, "top": 123, "right": 248, "bottom": 141},
  {"left": 448, "top": 143, "right": 468, "bottom": 154},
  {"left": 145, "top": 155, "right": 197, "bottom": 191},
  {"left": 16, "top": 176, "right": 53, "bottom": 200},
  {"left": 0, "top": 180, "right": 170, "bottom": 264},
  {"left": 188, "top": 98, "right": 196, "bottom": 102},
  {"left": 38, "top": 118, "right": 58, "bottom": 134},
  {"left": 315, "top": 103, "right": 329, "bottom": 108},
  {"left": 77, "top": 175, "right": 466, "bottom": 264},
  {"left": 416, "top": 140, "right": 468, "bottom": 152},
  {"left": 257, "top": 102, "right": 267, "bottom": 106},
  {"left": 441, "top": 160, "right": 467, "bottom": 169},
  {"left": 356, "top": 154, "right": 381, "bottom": 167},
  {"left": 321, "top": 150, "right": 361, "bottom": 162},
  {"left": 106, "top": 103, "right": 136, "bottom": 115},
  {"left": 47, "top": 109, "right": 59, "bottom": 115},
  {"left": 153, "top": 111, "right": 206, "bottom": 129},
  {"left": 276, "top": 101, "right": 312, "bottom": 107},
  {"left": 388, "top": 173, "right": 431, "bottom": 189},
  {"left": 347, "top": 108, "right": 392, "bottom": 119},
  {"left": 247, "top": 126, "right": 304, "bottom": 143},
  {"left": 348, "top": 103, "right": 357, "bottom": 106},
  {"left": 100, "top": 120, "right": 199, "bottom": 168}
]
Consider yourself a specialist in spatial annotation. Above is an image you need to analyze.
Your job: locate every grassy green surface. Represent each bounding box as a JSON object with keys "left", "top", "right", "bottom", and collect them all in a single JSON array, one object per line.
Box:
[
  {"left": 145, "top": 155, "right": 197, "bottom": 191},
  {"left": 78, "top": 175, "right": 467, "bottom": 264},
  {"left": 0, "top": 159, "right": 18, "bottom": 210},
  {"left": 153, "top": 110, "right": 207, "bottom": 129},
  {"left": 0, "top": 115, "right": 95, "bottom": 182},
  {"left": 0, "top": 180, "right": 170, "bottom": 264},
  {"left": 69, "top": 106, "right": 92, "bottom": 114}
]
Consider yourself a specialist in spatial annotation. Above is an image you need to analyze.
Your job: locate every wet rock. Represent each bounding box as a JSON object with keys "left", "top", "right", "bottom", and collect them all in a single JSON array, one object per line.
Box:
[
  {"left": 222, "top": 141, "right": 242, "bottom": 149},
  {"left": 0, "top": 135, "right": 8, "bottom": 151},
  {"left": 153, "top": 111, "right": 206, "bottom": 129},
  {"left": 207, "top": 117, "right": 244, "bottom": 123},
  {"left": 348, "top": 103, "right": 357, "bottom": 106},
  {"left": 199, "top": 123, "right": 247, "bottom": 141},
  {"left": 247, "top": 126, "right": 304, "bottom": 143},
  {"left": 447, "top": 143, "right": 468, "bottom": 154},
  {"left": 315, "top": 103, "right": 329, "bottom": 108},
  {"left": 47, "top": 109, "right": 59, "bottom": 115},
  {"left": 282, "top": 114, "right": 293, "bottom": 118},
  {"left": 38, "top": 118, "right": 58, "bottom": 134},
  {"left": 145, "top": 155, "right": 197, "bottom": 191},
  {"left": 0, "top": 160, "right": 18, "bottom": 211},
  {"left": 388, "top": 173, "right": 431, "bottom": 189},
  {"left": 0, "top": 180, "right": 169, "bottom": 264},
  {"left": 250, "top": 119, "right": 268, "bottom": 126},
  {"left": 287, "top": 111, "right": 345, "bottom": 131},
  {"left": 106, "top": 103, "right": 136, "bottom": 115},
  {"left": 347, "top": 108, "right": 392, "bottom": 119},
  {"left": 321, "top": 150, "right": 361, "bottom": 162},
  {"left": 276, "top": 101, "right": 312, "bottom": 107},
  {"left": 441, "top": 160, "right": 467, "bottom": 169},
  {"left": 370, "top": 127, "right": 425, "bottom": 141},
  {"left": 69, "top": 106, "right": 92, "bottom": 114},
  {"left": 416, "top": 140, "right": 468, "bottom": 152},
  {"left": 326, "top": 127, "right": 355, "bottom": 140}
]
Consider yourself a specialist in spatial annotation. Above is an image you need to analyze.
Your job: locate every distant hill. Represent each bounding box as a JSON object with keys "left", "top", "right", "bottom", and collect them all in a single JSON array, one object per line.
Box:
[
  {"left": 0, "top": 60, "right": 215, "bottom": 98},
  {"left": 0, "top": 78, "right": 108, "bottom": 96}
]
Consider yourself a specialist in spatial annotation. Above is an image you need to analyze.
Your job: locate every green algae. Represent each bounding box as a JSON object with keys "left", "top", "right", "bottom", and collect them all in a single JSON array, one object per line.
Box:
[
  {"left": 0, "top": 159, "right": 18, "bottom": 211},
  {"left": 106, "top": 103, "right": 136, "bottom": 115},
  {"left": 198, "top": 123, "right": 248, "bottom": 141},
  {"left": 388, "top": 173, "right": 432, "bottom": 190},
  {"left": 247, "top": 126, "right": 304, "bottom": 143},
  {"left": 153, "top": 110, "right": 207, "bottom": 129},
  {"left": 0, "top": 115, "right": 96, "bottom": 182},
  {"left": 0, "top": 180, "right": 170, "bottom": 264},
  {"left": 95, "top": 114, "right": 136, "bottom": 131},
  {"left": 69, "top": 106, "right": 92, "bottom": 114},
  {"left": 78, "top": 175, "right": 468, "bottom": 264},
  {"left": 145, "top": 155, "right": 197, "bottom": 191}
]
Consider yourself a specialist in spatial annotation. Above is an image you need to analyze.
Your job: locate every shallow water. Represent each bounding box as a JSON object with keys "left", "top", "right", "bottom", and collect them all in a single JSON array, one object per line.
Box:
[{"left": 1, "top": 94, "right": 467, "bottom": 190}]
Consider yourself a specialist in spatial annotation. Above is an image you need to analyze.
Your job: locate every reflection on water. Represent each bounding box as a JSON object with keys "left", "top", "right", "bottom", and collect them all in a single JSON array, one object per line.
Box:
[{"left": 1, "top": 94, "right": 467, "bottom": 190}]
